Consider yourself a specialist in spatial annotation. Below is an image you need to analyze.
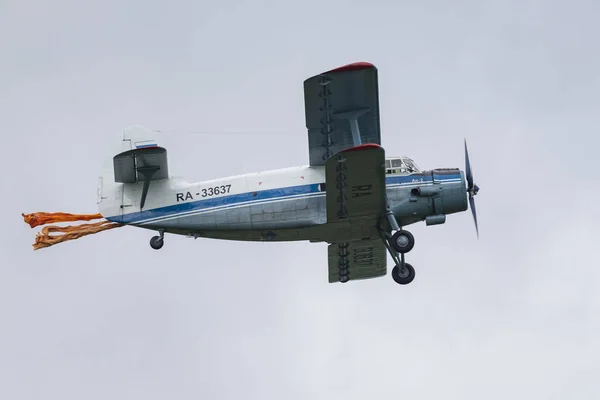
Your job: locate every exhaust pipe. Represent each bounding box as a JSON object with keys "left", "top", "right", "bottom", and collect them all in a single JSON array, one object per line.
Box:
[{"left": 411, "top": 186, "right": 441, "bottom": 197}]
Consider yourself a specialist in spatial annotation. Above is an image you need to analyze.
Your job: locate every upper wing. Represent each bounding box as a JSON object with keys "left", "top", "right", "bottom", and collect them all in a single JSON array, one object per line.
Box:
[{"left": 303, "top": 62, "right": 381, "bottom": 166}]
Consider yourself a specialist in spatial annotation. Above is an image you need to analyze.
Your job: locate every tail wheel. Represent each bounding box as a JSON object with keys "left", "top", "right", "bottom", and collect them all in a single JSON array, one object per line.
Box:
[{"left": 150, "top": 236, "right": 164, "bottom": 250}]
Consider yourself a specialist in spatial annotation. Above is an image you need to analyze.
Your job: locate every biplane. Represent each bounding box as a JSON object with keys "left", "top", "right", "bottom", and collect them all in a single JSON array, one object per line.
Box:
[{"left": 98, "top": 62, "right": 480, "bottom": 285}]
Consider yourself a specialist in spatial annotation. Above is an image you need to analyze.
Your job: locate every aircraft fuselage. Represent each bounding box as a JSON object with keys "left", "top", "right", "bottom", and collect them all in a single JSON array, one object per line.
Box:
[{"left": 99, "top": 164, "right": 468, "bottom": 243}]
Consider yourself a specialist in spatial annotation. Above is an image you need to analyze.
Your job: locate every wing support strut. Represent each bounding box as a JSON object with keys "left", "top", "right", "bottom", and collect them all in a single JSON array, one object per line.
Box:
[
  {"left": 137, "top": 165, "right": 160, "bottom": 210},
  {"left": 333, "top": 108, "right": 370, "bottom": 146}
]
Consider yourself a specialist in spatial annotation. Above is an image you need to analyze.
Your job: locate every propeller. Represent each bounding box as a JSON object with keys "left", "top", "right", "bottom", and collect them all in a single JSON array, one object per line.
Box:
[{"left": 464, "top": 139, "right": 480, "bottom": 238}]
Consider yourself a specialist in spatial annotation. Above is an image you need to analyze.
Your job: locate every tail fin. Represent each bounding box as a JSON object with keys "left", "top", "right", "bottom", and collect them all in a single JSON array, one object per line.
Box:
[
  {"left": 121, "top": 126, "right": 161, "bottom": 151},
  {"left": 113, "top": 127, "right": 169, "bottom": 210}
]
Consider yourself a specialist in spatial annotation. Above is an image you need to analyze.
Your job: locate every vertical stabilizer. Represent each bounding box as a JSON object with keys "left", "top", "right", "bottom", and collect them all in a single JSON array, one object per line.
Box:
[{"left": 121, "top": 126, "right": 160, "bottom": 151}]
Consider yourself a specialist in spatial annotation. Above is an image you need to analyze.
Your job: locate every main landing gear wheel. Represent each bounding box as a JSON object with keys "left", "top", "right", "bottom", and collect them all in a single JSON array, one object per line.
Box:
[
  {"left": 150, "top": 235, "right": 164, "bottom": 250},
  {"left": 380, "top": 212, "right": 417, "bottom": 285},
  {"left": 390, "top": 230, "right": 414, "bottom": 253},
  {"left": 392, "top": 263, "right": 415, "bottom": 285}
]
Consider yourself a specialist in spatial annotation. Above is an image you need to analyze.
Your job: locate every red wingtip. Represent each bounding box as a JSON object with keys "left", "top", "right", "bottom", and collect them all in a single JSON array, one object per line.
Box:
[
  {"left": 340, "top": 143, "right": 381, "bottom": 153},
  {"left": 136, "top": 145, "right": 163, "bottom": 151},
  {"left": 325, "top": 62, "right": 375, "bottom": 74}
]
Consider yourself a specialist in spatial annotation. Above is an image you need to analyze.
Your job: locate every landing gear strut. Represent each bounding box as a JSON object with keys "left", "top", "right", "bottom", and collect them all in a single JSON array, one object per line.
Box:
[
  {"left": 150, "top": 230, "right": 164, "bottom": 250},
  {"left": 380, "top": 205, "right": 416, "bottom": 285}
]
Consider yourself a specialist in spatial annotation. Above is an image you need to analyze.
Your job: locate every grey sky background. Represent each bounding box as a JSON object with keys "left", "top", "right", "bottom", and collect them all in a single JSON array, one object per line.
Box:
[{"left": 2, "top": 0, "right": 599, "bottom": 399}]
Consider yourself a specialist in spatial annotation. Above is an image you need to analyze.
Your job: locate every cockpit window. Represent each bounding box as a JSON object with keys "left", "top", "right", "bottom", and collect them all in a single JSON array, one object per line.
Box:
[
  {"left": 385, "top": 157, "right": 421, "bottom": 175},
  {"left": 403, "top": 158, "right": 419, "bottom": 172},
  {"left": 391, "top": 159, "right": 404, "bottom": 168}
]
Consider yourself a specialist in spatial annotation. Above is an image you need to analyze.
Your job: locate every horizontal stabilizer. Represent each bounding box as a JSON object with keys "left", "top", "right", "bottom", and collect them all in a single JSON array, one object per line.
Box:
[
  {"left": 113, "top": 138, "right": 169, "bottom": 210},
  {"left": 112, "top": 127, "right": 170, "bottom": 210},
  {"left": 113, "top": 146, "right": 168, "bottom": 184}
]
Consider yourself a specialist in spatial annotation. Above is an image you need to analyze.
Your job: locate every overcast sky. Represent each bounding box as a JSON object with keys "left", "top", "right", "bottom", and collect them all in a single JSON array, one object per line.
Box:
[{"left": 2, "top": 1, "right": 599, "bottom": 399}]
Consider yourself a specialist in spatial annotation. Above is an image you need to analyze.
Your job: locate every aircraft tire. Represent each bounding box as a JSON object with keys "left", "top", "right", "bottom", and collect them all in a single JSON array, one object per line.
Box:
[
  {"left": 150, "top": 236, "right": 164, "bottom": 250},
  {"left": 392, "top": 263, "right": 415, "bottom": 285},
  {"left": 391, "top": 230, "right": 415, "bottom": 253}
]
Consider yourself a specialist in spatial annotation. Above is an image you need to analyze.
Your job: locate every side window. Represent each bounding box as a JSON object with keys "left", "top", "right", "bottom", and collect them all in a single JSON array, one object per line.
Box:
[{"left": 391, "top": 159, "right": 403, "bottom": 168}]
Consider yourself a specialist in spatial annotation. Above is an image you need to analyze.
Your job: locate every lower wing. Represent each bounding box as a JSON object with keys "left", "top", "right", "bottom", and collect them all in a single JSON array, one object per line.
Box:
[{"left": 327, "top": 238, "right": 387, "bottom": 283}]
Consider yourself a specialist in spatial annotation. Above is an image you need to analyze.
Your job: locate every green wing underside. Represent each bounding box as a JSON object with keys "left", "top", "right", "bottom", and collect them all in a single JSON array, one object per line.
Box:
[
  {"left": 324, "top": 145, "right": 386, "bottom": 224},
  {"left": 327, "top": 239, "right": 387, "bottom": 283},
  {"left": 323, "top": 145, "right": 388, "bottom": 283},
  {"left": 303, "top": 63, "right": 388, "bottom": 283},
  {"left": 303, "top": 64, "right": 381, "bottom": 167}
]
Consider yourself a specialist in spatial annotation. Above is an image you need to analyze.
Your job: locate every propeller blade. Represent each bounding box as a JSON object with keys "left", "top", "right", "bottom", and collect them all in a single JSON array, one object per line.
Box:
[
  {"left": 469, "top": 195, "right": 479, "bottom": 239},
  {"left": 465, "top": 139, "right": 479, "bottom": 238},
  {"left": 464, "top": 138, "right": 473, "bottom": 190}
]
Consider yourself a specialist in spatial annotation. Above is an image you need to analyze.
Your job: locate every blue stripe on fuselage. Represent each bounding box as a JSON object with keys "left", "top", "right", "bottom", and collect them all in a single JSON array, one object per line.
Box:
[
  {"left": 387, "top": 173, "right": 461, "bottom": 185},
  {"left": 110, "top": 183, "right": 321, "bottom": 224},
  {"left": 107, "top": 174, "right": 462, "bottom": 224}
]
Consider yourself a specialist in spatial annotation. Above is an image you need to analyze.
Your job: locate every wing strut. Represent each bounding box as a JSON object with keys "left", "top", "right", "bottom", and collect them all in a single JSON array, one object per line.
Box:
[
  {"left": 137, "top": 165, "right": 160, "bottom": 210},
  {"left": 333, "top": 108, "right": 370, "bottom": 146}
]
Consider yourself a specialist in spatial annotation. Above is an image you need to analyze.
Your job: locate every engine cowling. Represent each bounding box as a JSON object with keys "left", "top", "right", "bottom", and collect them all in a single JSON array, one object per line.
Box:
[{"left": 392, "top": 168, "right": 468, "bottom": 226}]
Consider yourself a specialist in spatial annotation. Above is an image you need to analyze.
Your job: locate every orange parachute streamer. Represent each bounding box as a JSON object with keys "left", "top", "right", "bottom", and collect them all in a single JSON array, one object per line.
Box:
[
  {"left": 22, "top": 212, "right": 103, "bottom": 228},
  {"left": 31, "top": 220, "right": 122, "bottom": 250},
  {"left": 22, "top": 211, "right": 123, "bottom": 250}
]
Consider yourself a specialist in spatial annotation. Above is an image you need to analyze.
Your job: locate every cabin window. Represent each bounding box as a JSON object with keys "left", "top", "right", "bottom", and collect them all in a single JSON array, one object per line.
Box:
[
  {"left": 385, "top": 157, "right": 421, "bottom": 174},
  {"left": 391, "top": 159, "right": 404, "bottom": 168}
]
